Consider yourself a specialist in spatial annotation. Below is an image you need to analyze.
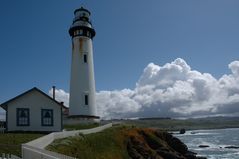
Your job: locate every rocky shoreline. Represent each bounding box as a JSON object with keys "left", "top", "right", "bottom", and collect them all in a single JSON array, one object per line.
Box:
[{"left": 126, "top": 128, "right": 206, "bottom": 159}]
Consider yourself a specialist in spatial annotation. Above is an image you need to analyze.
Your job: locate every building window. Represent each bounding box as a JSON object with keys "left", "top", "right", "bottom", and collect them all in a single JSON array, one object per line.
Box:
[
  {"left": 85, "top": 95, "right": 89, "bottom": 105},
  {"left": 41, "top": 109, "right": 53, "bottom": 126},
  {"left": 79, "top": 29, "right": 83, "bottom": 35},
  {"left": 17, "top": 108, "right": 30, "bottom": 126},
  {"left": 84, "top": 54, "right": 87, "bottom": 63}
]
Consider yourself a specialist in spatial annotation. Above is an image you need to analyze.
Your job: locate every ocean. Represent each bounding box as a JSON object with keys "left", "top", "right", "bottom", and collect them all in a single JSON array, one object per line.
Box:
[{"left": 174, "top": 128, "right": 239, "bottom": 159}]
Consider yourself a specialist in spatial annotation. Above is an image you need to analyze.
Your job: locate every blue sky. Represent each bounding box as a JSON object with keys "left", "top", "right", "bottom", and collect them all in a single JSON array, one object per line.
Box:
[{"left": 0, "top": 0, "right": 239, "bottom": 106}]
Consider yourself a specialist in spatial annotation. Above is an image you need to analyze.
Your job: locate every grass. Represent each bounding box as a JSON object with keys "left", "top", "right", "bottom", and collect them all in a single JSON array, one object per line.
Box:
[
  {"left": 0, "top": 133, "right": 44, "bottom": 157},
  {"left": 63, "top": 123, "right": 99, "bottom": 131},
  {"left": 124, "top": 117, "right": 239, "bottom": 131},
  {"left": 47, "top": 125, "right": 130, "bottom": 159},
  {"left": 46, "top": 125, "right": 181, "bottom": 159}
]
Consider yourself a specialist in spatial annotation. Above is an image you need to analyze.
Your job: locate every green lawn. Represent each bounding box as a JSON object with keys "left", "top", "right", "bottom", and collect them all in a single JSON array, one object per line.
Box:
[
  {"left": 47, "top": 125, "right": 130, "bottom": 159},
  {"left": 0, "top": 133, "right": 44, "bottom": 157}
]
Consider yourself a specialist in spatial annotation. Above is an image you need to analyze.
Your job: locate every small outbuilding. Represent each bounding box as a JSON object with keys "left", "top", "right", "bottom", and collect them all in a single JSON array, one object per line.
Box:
[{"left": 0, "top": 87, "right": 68, "bottom": 132}]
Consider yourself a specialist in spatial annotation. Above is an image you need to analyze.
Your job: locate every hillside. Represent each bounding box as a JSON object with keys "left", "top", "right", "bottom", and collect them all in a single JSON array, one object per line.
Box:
[
  {"left": 122, "top": 116, "right": 239, "bottom": 131},
  {"left": 47, "top": 125, "right": 206, "bottom": 159}
]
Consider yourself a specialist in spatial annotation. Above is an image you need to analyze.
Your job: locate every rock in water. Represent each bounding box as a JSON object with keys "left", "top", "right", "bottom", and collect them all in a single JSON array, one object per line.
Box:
[
  {"left": 224, "top": 146, "right": 239, "bottom": 149},
  {"left": 180, "top": 129, "right": 186, "bottom": 134},
  {"left": 198, "top": 145, "right": 210, "bottom": 148}
]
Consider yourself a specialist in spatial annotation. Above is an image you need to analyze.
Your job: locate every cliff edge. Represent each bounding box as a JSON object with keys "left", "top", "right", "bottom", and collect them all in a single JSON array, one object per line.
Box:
[{"left": 126, "top": 128, "right": 206, "bottom": 159}]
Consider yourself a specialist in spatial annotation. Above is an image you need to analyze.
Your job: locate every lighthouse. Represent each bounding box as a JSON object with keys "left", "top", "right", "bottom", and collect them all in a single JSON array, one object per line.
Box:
[{"left": 68, "top": 7, "right": 98, "bottom": 120}]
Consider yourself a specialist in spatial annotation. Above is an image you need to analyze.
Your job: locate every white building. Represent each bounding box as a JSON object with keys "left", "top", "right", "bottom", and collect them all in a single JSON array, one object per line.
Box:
[
  {"left": 68, "top": 7, "right": 99, "bottom": 120},
  {"left": 0, "top": 87, "right": 68, "bottom": 132}
]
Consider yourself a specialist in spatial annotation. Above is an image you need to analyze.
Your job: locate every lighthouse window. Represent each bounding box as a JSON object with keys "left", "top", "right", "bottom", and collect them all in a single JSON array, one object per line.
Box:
[
  {"left": 84, "top": 54, "right": 87, "bottom": 63},
  {"left": 84, "top": 95, "right": 89, "bottom": 105},
  {"left": 79, "top": 29, "right": 83, "bottom": 35}
]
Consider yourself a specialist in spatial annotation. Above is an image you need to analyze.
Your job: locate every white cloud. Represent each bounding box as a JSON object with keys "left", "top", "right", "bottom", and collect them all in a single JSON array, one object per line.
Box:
[
  {"left": 51, "top": 58, "right": 239, "bottom": 119},
  {"left": 229, "top": 61, "right": 239, "bottom": 77},
  {"left": 49, "top": 88, "right": 69, "bottom": 106},
  {"left": 96, "top": 89, "right": 141, "bottom": 119}
]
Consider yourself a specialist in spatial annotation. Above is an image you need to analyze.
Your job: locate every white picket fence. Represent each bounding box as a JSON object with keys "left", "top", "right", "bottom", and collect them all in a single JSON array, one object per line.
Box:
[
  {"left": 0, "top": 154, "right": 21, "bottom": 159},
  {"left": 22, "top": 123, "right": 113, "bottom": 159}
]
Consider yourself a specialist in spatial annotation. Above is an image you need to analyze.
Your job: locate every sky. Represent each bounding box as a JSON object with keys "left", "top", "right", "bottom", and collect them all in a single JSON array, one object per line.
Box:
[{"left": 0, "top": 0, "right": 239, "bottom": 119}]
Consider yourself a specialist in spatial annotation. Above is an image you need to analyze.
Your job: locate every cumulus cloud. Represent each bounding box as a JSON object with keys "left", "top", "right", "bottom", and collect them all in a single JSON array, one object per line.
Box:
[
  {"left": 51, "top": 58, "right": 239, "bottom": 119},
  {"left": 49, "top": 88, "right": 69, "bottom": 106}
]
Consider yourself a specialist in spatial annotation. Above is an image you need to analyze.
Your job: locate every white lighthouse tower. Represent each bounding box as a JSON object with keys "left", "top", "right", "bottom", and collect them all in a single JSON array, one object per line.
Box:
[{"left": 68, "top": 7, "right": 99, "bottom": 120}]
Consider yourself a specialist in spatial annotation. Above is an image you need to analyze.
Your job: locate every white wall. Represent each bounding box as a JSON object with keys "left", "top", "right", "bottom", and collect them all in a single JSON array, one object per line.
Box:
[
  {"left": 69, "top": 35, "right": 97, "bottom": 116},
  {"left": 7, "top": 90, "right": 62, "bottom": 132}
]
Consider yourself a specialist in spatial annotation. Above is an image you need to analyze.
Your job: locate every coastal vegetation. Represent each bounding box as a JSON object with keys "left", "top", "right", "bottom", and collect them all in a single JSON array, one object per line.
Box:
[
  {"left": 122, "top": 116, "right": 239, "bottom": 131},
  {"left": 47, "top": 126, "right": 129, "bottom": 159},
  {"left": 47, "top": 125, "right": 204, "bottom": 159}
]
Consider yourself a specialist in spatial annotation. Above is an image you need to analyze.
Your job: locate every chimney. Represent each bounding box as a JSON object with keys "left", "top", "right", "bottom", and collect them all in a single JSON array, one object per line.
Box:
[{"left": 52, "top": 86, "right": 56, "bottom": 100}]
